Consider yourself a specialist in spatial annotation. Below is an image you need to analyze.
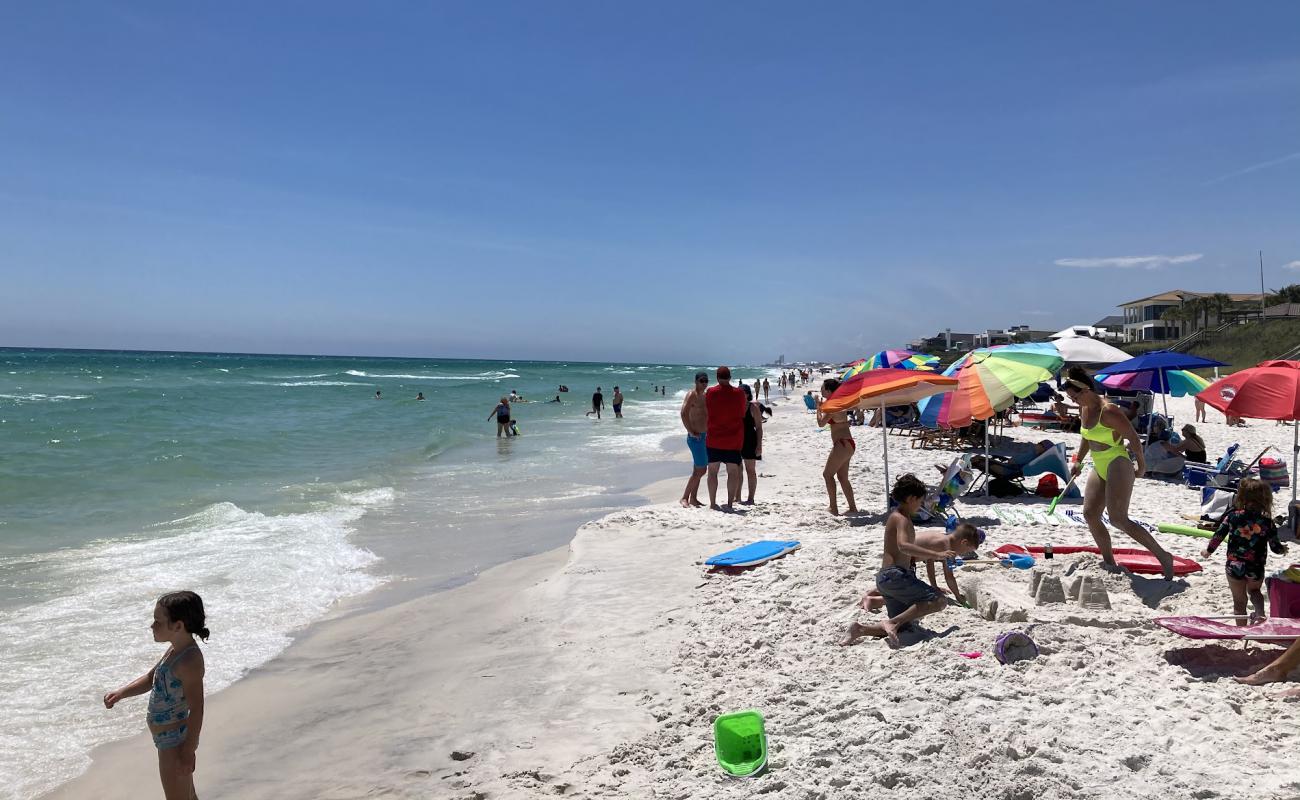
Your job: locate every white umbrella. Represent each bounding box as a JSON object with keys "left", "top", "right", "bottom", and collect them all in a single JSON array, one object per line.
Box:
[{"left": 1051, "top": 337, "right": 1131, "bottom": 365}]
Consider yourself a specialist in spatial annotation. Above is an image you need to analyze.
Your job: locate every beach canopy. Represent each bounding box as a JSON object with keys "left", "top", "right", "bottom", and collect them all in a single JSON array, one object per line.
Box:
[
  {"left": 821, "top": 368, "right": 959, "bottom": 506},
  {"left": 917, "top": 342, "right": 1063, "bottom": 430},
  {"left": 1051, "top": 337, "right": 1132, "bottom": 366},
  {"left": 1096, "top": 369, "right": 1210, "bottom": 397},
  {"left": 1198, "top": 360, "right": 1300, "bottom": 502}
]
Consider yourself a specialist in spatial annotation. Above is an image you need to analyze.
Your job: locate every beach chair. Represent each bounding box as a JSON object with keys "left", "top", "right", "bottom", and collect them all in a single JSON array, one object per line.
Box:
[
  {"left": 970, "top": 443, "right": 1078, "bottom": 497},
  {"left": 1183, "top": 443, "right": 1239, "bottom": 488},
  {"left": 912, "top": 427, "right": 960, "bottom": 450},
  {"left": 1153, "top": 616, "right": 1300, "bottom": 642},
  {"left": 802, "top": 394, "right": 816, "bottom": 412}
]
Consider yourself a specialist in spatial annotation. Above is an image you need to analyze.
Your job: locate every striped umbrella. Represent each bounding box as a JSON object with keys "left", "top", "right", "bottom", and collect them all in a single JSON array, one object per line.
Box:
[
  {"left": 1095, "top": 369, "right": 1210, "bottom": 397},
  {"left": 841, "top": 350, "right": 938, "bottom": 381},
  {"left": 821, "top": 368, "right": 959, "bottom": 505},
  {"left": 917, "top": 342, "right": 1063, "bottom": 429},
  {"left": 868, "top": 349, "right": 939, "bottom": 371},
  {"left": 916, "top": 342, "right": 1062, "bottom": 495}
]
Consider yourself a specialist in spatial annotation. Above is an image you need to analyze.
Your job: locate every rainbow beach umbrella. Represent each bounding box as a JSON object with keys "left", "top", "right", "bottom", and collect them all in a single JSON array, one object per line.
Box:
[
  {"left": 868, "top": 349, "right": 939, "bottom": 371},
  {"left": 916, "top": 343, "right": 1063, "bottom": 493},
  {"left": 822, "top": 368, "right": 959, "bottom": 506},
  {"left": 917, "top": 342, "right": 1063, "bottom": 430}
]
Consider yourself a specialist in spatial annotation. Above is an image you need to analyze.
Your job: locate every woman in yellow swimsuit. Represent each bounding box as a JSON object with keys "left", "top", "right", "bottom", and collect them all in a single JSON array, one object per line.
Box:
[
  {"left": 817, "top": 379, "right": 858, "bottom": 516},
  {"left": 1063, "top": 367, "right": 1176, "bottom": 580}
]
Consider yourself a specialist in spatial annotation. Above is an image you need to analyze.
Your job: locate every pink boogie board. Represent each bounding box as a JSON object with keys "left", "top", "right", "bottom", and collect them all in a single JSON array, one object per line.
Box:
[{"left": 995, "top": 544, "right": 1202, "bottom": 576}]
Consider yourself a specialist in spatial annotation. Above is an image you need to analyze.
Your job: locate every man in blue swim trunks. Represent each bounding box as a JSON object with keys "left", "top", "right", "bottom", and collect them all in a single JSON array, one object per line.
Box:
[{"left": 679, "top": 371, "right": 709, "bottom": 507}]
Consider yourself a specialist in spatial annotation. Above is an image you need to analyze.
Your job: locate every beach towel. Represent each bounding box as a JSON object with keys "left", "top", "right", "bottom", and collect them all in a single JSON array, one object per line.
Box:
[{"left": 1153, "top": 616, "right": 1300, "bottom": 641}]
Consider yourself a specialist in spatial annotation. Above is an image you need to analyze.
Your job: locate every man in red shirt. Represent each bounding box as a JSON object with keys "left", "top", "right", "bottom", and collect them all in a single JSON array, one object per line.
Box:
[{"left": 705, "top": 365, "right": 748, "bottom": 511}]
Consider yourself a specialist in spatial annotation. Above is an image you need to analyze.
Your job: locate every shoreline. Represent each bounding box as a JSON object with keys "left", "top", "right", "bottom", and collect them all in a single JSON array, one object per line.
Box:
[
  {"left": 41, "top": 445, "right": 696, "bottom": 799},
  {"left": 49, "top": 388, "right": 1300, "bottom": 799}
]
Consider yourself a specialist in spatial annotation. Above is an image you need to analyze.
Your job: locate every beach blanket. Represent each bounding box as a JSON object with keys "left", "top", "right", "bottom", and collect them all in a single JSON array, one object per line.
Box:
[{"left": 986, "top": 505, "right": 1157, "bottom": 534}]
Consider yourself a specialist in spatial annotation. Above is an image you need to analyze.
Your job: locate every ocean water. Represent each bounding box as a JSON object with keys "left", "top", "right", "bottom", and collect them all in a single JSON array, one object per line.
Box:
[{"left": 0, "top": 348, "right": 765, "bottom": 800}]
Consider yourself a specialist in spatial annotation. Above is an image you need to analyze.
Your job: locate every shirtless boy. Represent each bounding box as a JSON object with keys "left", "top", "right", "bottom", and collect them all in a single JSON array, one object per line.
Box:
[
  {"left": 679, "top": 371, "right": 709, "bottom": 507},
  {"left": 840, "top": 474, "right": 974, "bottom": 646}
]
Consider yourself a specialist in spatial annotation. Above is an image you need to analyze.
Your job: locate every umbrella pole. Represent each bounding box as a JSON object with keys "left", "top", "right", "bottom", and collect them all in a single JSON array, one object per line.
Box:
[
  {"left": 984, "top": 420, "right": 990, "bottom": 496},
  {"left": 1293, "top": 420, "right": 1297, "bottom": 505},
  {"left": 881, "top": 400, "right": 890, "bottom": 510}
]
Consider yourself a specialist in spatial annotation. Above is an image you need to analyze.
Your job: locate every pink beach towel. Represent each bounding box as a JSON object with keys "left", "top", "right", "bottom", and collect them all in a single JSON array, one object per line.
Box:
[{"left": 1153, "top": 616, "right": 1300, "bottom": 641}]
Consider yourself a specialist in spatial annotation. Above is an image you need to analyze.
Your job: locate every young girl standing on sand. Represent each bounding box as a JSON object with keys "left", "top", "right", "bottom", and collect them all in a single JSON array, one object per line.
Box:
[
  {"left": 1202, "top": 478, "right": 1288, "bottom": 625},
  {"left": 104, "top": 591, "right": 209, "bottom": 800},
  {"left": 816, "top": 378, "right": 858, "bottom": 516}
]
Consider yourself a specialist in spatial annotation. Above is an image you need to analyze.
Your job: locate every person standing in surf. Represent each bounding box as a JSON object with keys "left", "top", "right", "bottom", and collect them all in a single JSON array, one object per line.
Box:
[
  {"left": 587, "top": 387, "right": 604, "bottom": 419},
  {"left": 488, "top": 396, "right": 513, "bottom": 437},
  {"left": 1063, "top": 366, "right": 1175, "bottom": 580},
  {"left": 612, "top": 386, "right": 624, "bottom": 418},
  {"left": 679, "top": 371, "right": 709, "bottom": 507},
  {"left": 104, "top": 591, "right": 209, "bottom": 800}
]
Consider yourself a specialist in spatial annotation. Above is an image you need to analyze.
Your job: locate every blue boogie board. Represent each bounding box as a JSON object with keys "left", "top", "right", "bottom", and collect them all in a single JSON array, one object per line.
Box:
[{"left": 706, "top": 540, "right": 801, "bottom": 569}]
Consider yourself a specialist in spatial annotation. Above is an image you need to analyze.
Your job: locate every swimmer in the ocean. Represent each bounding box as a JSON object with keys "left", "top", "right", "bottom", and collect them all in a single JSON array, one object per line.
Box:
[{"left": 416, "top": 392, "right": 425, "bottom": 401}]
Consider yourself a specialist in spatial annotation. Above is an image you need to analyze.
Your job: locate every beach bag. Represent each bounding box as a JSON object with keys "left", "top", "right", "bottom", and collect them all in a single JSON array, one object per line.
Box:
[
  {"left": 989, "top": 477, "right": 1023, "bottom": 498},
  {"left": 1260, "top": 458, "right": 1290, "bottom": 490},
  {"left": 994, "top": 630, "right": 1039, "bottom": 665},
  {"left": 1034, "top": 474, "right": 1059, "bottom": 498}
]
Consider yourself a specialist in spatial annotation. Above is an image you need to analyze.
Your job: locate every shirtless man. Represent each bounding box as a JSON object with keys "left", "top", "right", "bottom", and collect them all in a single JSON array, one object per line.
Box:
[
  {"left": 840, "top": 474, "right": 970, "bottom": 647},
  {"left": 679, "top": 371, "right": 709, "bottom": 507},
  {"left": 612, "top": 386, "right": 624, "bottom": 418}
]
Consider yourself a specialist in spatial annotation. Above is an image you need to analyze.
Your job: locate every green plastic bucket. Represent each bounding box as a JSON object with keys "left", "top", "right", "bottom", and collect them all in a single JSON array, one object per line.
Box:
[{"left": 713, "top": 709, "right": 767, "bottom": 777}]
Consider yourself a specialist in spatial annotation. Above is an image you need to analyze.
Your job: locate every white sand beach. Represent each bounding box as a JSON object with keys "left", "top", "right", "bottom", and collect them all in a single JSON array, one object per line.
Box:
[{"left": 47, "top": 390, "right": 1300, "bottom": 799}]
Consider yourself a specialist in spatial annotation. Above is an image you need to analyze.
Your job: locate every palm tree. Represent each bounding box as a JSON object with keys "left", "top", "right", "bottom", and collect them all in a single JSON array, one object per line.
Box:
[
  {"left": 1161, "top": 305, "right": 1187, "bottom": 340},
  {"left": 1208, "top": 293, "right": 1232, "bottom": 327},
  {"left": 1268, "top": 284, "right": 1300, "bottom": 305}
]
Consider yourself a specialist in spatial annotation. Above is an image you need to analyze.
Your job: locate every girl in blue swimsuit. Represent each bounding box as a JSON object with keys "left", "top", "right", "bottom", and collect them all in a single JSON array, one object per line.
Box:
[{"left": 105, "top": 591, "right": 209, "bottom": 800}]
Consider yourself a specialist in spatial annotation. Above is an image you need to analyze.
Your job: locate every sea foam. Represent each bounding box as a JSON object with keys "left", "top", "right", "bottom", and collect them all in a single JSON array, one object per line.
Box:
[{"left": 0, "top": 489, "right": 388, "bottom": 800}]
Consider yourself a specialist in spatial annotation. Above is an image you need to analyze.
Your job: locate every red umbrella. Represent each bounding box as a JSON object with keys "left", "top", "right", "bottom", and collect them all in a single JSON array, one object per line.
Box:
[{"left": 1198, "top": 360, "right": 1300, "bottom": 502}]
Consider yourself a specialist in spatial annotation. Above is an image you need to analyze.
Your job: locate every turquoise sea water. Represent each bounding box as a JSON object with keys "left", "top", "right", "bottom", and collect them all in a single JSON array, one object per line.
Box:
[{"left": 0, "top": 348, "right": 765, "bottom": 800}]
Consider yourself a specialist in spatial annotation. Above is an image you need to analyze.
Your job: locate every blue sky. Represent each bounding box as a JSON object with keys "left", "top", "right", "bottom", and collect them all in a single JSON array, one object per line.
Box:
[{"left": 2, "top": 2, "right": 1298, "bottom": 363}]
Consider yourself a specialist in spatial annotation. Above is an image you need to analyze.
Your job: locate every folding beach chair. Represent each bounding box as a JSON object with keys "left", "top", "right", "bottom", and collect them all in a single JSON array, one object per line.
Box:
[
  {"left": 970, "top": 443, "right": 1078, "bottom": 497},
  {"left": 1183, "top": 443, "right": 1239, "bottom": 488},
  {"left": 1153, "top": 616, "right": 1300, "bottom": 643}
]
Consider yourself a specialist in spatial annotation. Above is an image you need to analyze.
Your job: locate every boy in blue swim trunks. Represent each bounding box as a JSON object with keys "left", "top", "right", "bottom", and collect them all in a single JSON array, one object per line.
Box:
[
  {"left": 841, "top": 474, "right": 969, "bottom": 647},
  {"left": 679, "top": 372, "right": 709, "bottom": 507}
]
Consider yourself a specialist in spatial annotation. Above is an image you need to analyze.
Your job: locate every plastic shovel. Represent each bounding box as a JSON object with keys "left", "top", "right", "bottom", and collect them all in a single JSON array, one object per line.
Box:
[{"left": 949, "top": 553, "right": 1035, "bottom": 570}]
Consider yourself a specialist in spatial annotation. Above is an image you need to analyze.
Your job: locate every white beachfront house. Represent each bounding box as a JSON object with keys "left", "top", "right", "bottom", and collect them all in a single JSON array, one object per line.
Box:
[{"left": 1118, "top": 289, "right": 1264, "bottom": 343}]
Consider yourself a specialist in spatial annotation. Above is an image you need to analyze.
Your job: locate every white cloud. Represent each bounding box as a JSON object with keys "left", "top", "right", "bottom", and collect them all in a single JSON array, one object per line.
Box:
[
  {"left": 1054, "top": 254, "right": 1203, "bottom": 270},
  {"left": 1022, "top": 310, "right": 1052, "bottom": 316},
  {"left": 1205, "top": 151, "right": 1300, "bottom": 186},
  {"left": 1283, "top": 260, "right": 1300, "bottom": 271}
]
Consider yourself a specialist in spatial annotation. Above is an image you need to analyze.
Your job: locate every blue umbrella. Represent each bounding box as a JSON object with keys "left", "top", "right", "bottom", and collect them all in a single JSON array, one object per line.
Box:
[{"left": 1093, "top": 350, "right": 1226, "bottom": 421}]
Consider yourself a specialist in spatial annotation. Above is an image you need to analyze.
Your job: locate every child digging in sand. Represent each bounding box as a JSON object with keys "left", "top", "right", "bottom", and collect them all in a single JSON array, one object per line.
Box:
[
  {"left": 856, "top": 520, "right": 983, "bottom": 615},
  {"left": 1202, "top": 478, "right": 1288, "bottom": 625},
  {"left": 840, "top": 474, "right": 976, "bottom": 646}
]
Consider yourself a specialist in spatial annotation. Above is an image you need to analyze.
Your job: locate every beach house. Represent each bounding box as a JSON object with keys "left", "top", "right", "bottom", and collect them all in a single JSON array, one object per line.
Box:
[{"left": 1118, "top": 290, "right": 1265, "bottom": 343}]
